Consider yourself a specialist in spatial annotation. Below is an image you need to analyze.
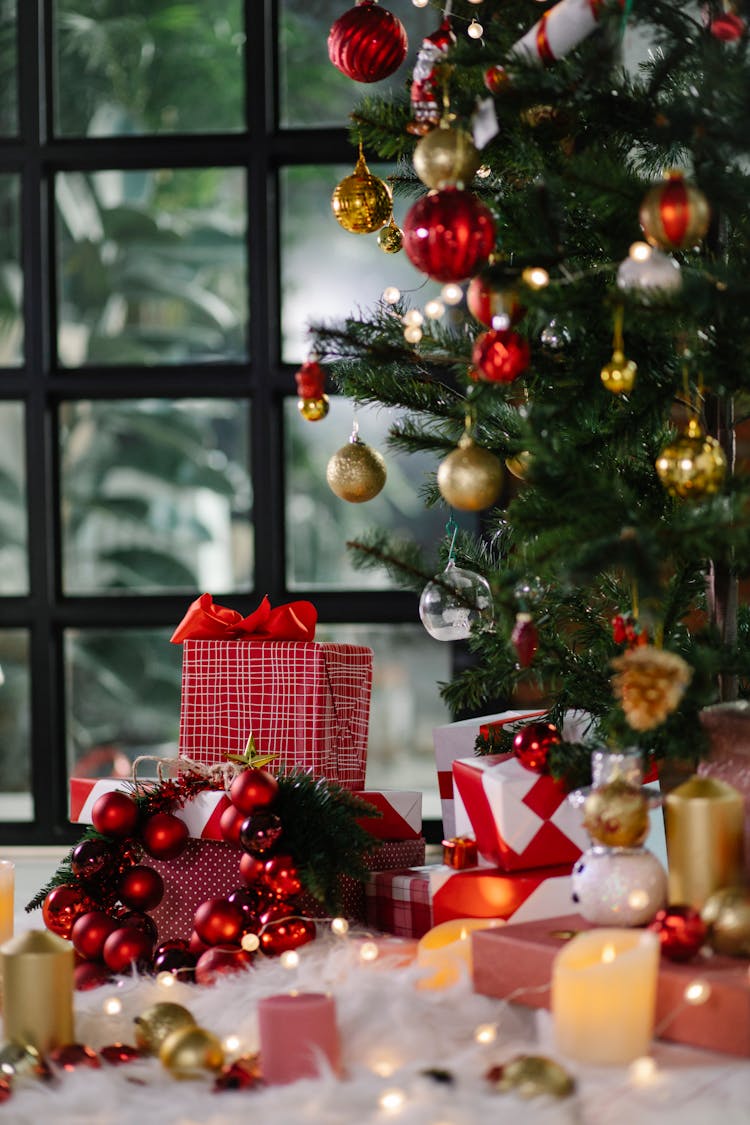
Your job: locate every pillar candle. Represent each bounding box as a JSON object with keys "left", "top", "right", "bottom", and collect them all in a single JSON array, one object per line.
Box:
[
  {"left": 417, "top": 917, "right": 503, "bottom": 989},
  {"left": 0, "top": 930, "right": 74, "bottom": 1054},
  {"left": 665, "top": 776, "right": 744, "bottom": 910},
  {"left": 258, "top": 992, "right": 340, "bottom": 1085},
  {"left": 0, "top": 861, "right": 14, "bottom": 943},
  {"left": 552, "top": 928, "right": 660, "bottom": 1065}
]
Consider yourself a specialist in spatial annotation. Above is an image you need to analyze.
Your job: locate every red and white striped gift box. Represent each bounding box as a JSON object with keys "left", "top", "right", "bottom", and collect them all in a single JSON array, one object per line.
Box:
[{"left": 178, "top": 639, "right": 372, "bottom": 790}]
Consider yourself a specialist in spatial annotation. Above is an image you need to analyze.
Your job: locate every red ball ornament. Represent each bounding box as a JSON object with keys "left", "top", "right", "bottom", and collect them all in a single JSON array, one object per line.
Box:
[
  {"left": 511, "top": 613, "right": 539, "bottom": 668},
  {"left": 102, "top": 926, "right": 153, "bottom": 973},
  {"left": 42, "top": 884, "right": 92, "bottom": 939},
  {"left": 153, "top": 947, "right": 197, "bottom": 982},
  {"left": 71, "top": 910, "right": 120, "bottom": 960},
  {"left": 467, "top": 274, "right": 524, "bottom": 329},
  {"left": 328, "top": 0, "right": 407, "bottom": 84},
  {"left": 193, "top": 896, "right": 245, "bottom": 946},
  {"left": 649, "top": 904, "right": 707, "bottom": 962},
  {"left": 229, "top": 768, "right": 279, "bottom": 815},
  {"left": 115, "top": 908, "right": 158, "bottom": 943},
  {"left": 710, "top": 12, "right": 745, "bottom": 39},
  {"left": 220, "top": 802, "right": 246, "bottom": 847},
  {"left": 71, "top": 837, "right": 117, "bottom": 884},
  {"left": 189, "top": 930, "right": 211, "bottom": 957},
  {"left": 49, "top": 1044, "right": 101, "bottom": 1071},
  {"left": 195, "top": 945, "right": 255, "bottom": 986},
  {"left": 91, "top": 791, "right": 139, "bottom": 839},
  {"left": 227, "top": 886, "right": 265, "bottom": 929},
  {"left": 639, "top": 170, "right": 711, "bottom": 251},
  {"left": 484, "top": 64, "right": 509, "bottom": 94},
  {"left": 118, "top": 865, "right": 164, "bottom": 912},
  {"left": 295, "top": 359, "right": 326, "bottom": 401},
  {"left": 0, "top": 1079, "right": 10, "bottom": 1104},
  {"left": 471, "top": 328, "right": 530, "bottom": 384},
  {"left": 512, "top": 721, "right": 561, "bottom": 774},
  {"left": 74, "top": 961, "right": 114, "bottom": 991},
  {"left": 214, "top": 1055, "right": 263, "bottom": 1091},
  {"left": 259, "top": 917, "right": 317, "bottom": 957},
  {"left": 263, "top": 854, "right": 302, "bottom": 898},
  {"left": 141, "top": 811, "right": 189, "bottom": 860},
  {"left": 100, "top": 1043, "right": 143, "bottom": 1065},
  {"left": 403, "top": 188, "right": 495, "bottom": 283},
  {"left": 239, "top": 851, "right": 266, "bottom": 885},
  {"left": 239, "top": 810, "right": 283, "bottom": 855}
]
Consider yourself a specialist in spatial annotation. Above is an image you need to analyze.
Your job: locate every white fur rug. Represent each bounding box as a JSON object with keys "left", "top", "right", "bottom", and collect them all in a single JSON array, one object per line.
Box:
[{"left": 3, "top": 933, "right": 750, "bottom": 1125}]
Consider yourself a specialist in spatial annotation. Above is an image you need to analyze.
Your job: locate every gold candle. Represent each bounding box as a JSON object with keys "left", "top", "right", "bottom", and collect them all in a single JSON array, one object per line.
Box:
[
  {"left": 0, "top": 930, "right": 74, "bottom": 1053},
  {"left": 0, "top": 861, "right": 14, "bottom": 943},
  {"left": 665, "top": 776, "right": 744, "bottom": 909}
]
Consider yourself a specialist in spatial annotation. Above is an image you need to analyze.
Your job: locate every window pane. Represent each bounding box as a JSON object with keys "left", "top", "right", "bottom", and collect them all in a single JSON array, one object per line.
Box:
[
  {"left": 54, "top": 0, "right": 244, "bottom": 137},
  {"left": 0, "top": 175, "right": 23, "bottom": 365},
  {"left": 56, "top": 168, "right": 248, "bottom": 367},
  {"left": 60, "top": 398, "right": 252, "bottom": 595},
  {"left": 0, "top": 402, "right": 27, "bottom": 594},
  {"left": 286, "top": 396, "right": 471, "bottom": 590},
  {"left": 279, "top": 1, "right": 427, "bottom": 129},
  {"left": 280, "top": 164, "right": 437, "bottom": 363},
  {"left": 0, "top": 631, "right": 32, "bottom": 822},
  {"left": 66, "top": 627, "right": 181, "bottom": 779},
  {"left": 0, "top": 2, "right": 17, "bottom": 136},
  {"left": 317, "top": 623, "right": 449, "bottom": 820}
]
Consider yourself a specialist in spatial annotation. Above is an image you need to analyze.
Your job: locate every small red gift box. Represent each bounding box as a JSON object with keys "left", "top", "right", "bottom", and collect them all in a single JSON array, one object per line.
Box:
[
  {"left": 365, "top": 862, "right": 574, "bottom": 939},
  {"left": 452, "top": 754, "right": 589, "bottom": 871},
  {"left": 472, "top": 914, "right": 750, "bottom": 1058}
]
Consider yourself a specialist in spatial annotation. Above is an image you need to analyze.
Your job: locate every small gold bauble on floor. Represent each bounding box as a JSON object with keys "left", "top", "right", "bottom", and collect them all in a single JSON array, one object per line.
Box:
[
  {"left": 134, "top": 1002, "right": 196, "bottom": 1054},
  {"left": 159, "top": 1025, "right": 225, "bottom": 1079}
]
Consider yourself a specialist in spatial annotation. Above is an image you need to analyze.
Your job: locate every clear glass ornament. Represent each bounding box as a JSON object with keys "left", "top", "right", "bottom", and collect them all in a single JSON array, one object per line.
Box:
[
  {"left": 540, "top": 318, "right": 571, "bottom": 349},
  {"left": 419, "top": 562, "right": 492, "bottom": 641}
]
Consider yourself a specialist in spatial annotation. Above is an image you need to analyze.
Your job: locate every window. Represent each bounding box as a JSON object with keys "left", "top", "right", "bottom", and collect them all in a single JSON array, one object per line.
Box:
[{"left": 0, "top": 1, "right": 456, "bottom": 844}]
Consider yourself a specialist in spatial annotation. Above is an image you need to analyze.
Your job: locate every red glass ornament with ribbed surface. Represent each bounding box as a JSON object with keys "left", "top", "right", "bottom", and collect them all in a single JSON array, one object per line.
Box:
[
  {"left": 403, "top": 188, "right": 495, "bottom": 283},
  {"left": 328, "top": 1, "right": 407, "bottom": 83}
]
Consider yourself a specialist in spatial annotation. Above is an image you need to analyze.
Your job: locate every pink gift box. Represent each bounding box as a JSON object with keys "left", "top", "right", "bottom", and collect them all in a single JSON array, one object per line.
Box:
[
  {"left": 365, "top": 862, "right": 574, "bottom": 939},
  {"left": 178, "top": 639, "right": 372, "bottom": 789},
  {"left": 453, "top": 754, "right": 589, "bottom": 871}
]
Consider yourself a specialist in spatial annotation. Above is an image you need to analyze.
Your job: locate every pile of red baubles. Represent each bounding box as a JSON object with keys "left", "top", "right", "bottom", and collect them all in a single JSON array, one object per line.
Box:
[{"left": 42, "top": 768, "right": 315, "bottom": 990}]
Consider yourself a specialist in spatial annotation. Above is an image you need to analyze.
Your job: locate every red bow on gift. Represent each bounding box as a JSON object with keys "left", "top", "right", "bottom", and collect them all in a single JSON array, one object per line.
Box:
[{"left": 170, "top": 593, "right": 317, "bottom": 644}]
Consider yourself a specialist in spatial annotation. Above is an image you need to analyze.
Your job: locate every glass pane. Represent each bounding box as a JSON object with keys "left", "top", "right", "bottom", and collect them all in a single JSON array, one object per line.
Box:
[
  {"left": 0, "top": 631, "right": 32, "bottom": 822},
  {"left": 56, "top": 167, "right": 248, "bottom": 367},
  {"left": 285, "top": 395, "right": 472, "bottom": 590},
  {"left": 60, "top": 398, "right": 252, "bottom": 595},
  {"left": 0, "top": 1, "right": 17, "bottom": 136},
  {"left": 66, "top": 627, "right": 181, "bottom": 779},
  {"left": 0, "top": 175, "right": 23, "bottom": 365},
  {"left": 0, "top": 402, "right": 27, "bottom": 594},
  {"left": 317, "top": 622, "right": 449, "bottom": 820},
  {"left": 279, "top": 0, "right": 428, "bottom": 129},
  {"left": 54, "top": 0, "right": 244, "bottom": 137},
  {"left": 280, "top": 164, "right": 438, "bottom": 363}
]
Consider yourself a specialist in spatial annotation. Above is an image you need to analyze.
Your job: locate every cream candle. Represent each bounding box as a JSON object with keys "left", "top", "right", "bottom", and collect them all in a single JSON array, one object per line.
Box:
[
  {"left": 258, "top": 992, "right": 340, "bottom": 1085},
  {"left": 417, "top": 917, "right": 503, "bottom": 989},
  {"left": 552, "top": 928, "right": 660, "bottom": 1065},
  {"left": 0, "top": 929, "right": 74, "bottom": 1054},
  {"left": 0, "top": 861, "right": 13, "bottom": 943}
]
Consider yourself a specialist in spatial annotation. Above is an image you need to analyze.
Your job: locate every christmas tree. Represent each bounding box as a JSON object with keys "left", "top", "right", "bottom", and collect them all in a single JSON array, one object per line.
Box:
[{"left": 313, "top": 0, "right": 750, "bottom": 787}]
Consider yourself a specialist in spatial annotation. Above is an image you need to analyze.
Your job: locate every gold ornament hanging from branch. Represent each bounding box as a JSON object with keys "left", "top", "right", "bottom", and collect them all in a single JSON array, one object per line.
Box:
[
  {"left": 377, "top": 216, "right": 403, "bottom": 254},
  {"left": 600, "top": 306, "right": 637, "bottom": 395},
  {"left": 437, "top": 420, "right": 503, "bottom": 511},
  {"left": 326, "top": 423, "right": 387, "bottom": 503},
  {"left": 331, "top": 143, "right": 393, "bottom": 235},
  {"left": 413, "top": 120, "right": 481, "bottom": 190},
  {"left": 655, "top": 417, "right": 727, "bottom": 499}
]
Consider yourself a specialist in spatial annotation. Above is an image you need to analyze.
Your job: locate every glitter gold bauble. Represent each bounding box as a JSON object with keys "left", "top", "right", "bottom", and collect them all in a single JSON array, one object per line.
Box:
[
  {"left": 600, "top": 349, "right": 637, "bottom": 395},
  {"left": 639, "top": 171, "right": 711, "bottom": 251},
  {"left": 298, "top": 395, "right": 330, "bottom": 421},
  {"left": 491, "top": 1055, "right": 575, "bottom": 1098},
  {"left": 655, "top": 418, "right": 727, "bottom": 499},
  {"left": 134, "top": 1002, "right": 196, "bottom": 1055},
  {"left": 505, "top": 450, "right": 532, "bottom": 481},
  {"left": 701, "top": 886, "right": 750, "bottom": 957},
  {"left": 331, "top": 151, "right": 392, "bottom": 234},
  {"left": 378, "top": 218, "right": 403, "bottom": 253},
  {"left": 582, "top": 778, "right": 650, "bottom": 848},
  {"left": 413, "top": 123, "right": 481, "bottom": 190},
  {"left": 159, "top": 1025, "right": 225, "bottom": 1079},
  {"left": 326, "top": 435, "right": 387, "bottom": 502},
  {"left": 437, "top": 434, "right": 503, "bottom": 511}
]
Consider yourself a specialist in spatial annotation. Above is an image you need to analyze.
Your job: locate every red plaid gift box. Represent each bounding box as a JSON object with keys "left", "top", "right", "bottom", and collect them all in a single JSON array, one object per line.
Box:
[
  {"left": 453, "top": 754, "right": 589, "bottom": 871},
  {"left": 366, "top": 862, "right": 574, "bottom": 939},
  {"left": 178, "top": 639, "right": 372, "bottom": 789}
]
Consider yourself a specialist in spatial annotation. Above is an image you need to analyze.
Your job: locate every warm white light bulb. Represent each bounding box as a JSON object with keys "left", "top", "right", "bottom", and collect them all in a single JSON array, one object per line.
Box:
[
  {"left": 424, "top": 299, "right": 445, "bottom": 319},
  {"left": 468, "top": 0, "right": 485, "bottom": 4},
  {"left": 103, "top": 996, "right": 123, "bottom": 1016},
  {"left": 629, "top": 1056, "right": 658, "bottom": 1086},
  {"left": 404, "top": 325, "right": 423, "bottom": 344},
  {"left": 523, "top": 266, "right": 550, "bottom": 289},
  {"left": 223, "top": 1034, "right": 241, "bottom": 1054},
  {"left": 684, "top": 979, "right": 710, "bottom": 1005},
  {"left": 629, "top": 241, "right": 652, "bottom": 261},
  {"left": 331, "top": 916, "right": 349, "bottom": 936},
  {"left": 627, "top": 888, "right": 649, "bottom": 911},
  {"left": 441, "top": 283, "right": 463, "bottom": 305},
  {"left": 280, "top": 950, "right": 300, "bottom": 970},
  {"left": 382, "top": 286, "right": 401, "bottom": 304},
  {"left": 156, "top": 971, "right": 177, "bottom": 989},
  {"left": 241, "top": 932, "right": 260, "bottom": 952},
  {"left": 412, "top": 0, "right": 429, "bottom": 7},
  {"left": 360, "top": 940, "right": 380, "bottom": 962},
  {"left": 379, "top": 1088, "right": 407, "bottom": 1114},
  {"left": 473, "top": 1022, "right": 497, "bottom": 1044},
  {"left": 467, "top": 18, "right": 484, "bottom": 39},
  {"left": 402, "top": 308, "right": 424, "bottom": 327}
]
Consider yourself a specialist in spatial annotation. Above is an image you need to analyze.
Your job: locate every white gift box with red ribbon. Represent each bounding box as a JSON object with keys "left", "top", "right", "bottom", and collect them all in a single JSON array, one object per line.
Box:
[
  {"left": 452, "top": 754, "right": 590, "bottom": 871},
  {"left": 69, "top": 778, "right": 421, "bottom": 842}
]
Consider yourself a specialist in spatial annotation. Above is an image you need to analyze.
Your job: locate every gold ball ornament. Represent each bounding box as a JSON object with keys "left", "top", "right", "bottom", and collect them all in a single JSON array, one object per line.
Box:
[
  {"left": 639, "top": 171, "right": 711, "bottom": 251},
  {"left": 326, "top": 435, "right": 387, "bottom": 503},
  {"left": 378, "top": 218, "right": 403, "bottom": 254},
  {"left": 582, "top": 778, "right": 650, "bottom": 848},
  {"left": 491, "top": 1055, "right": 575, "bottom": 1099},
  {"left": 331, "top": 150, "right": 392, "bottom": 235},
  {"left": 505, "top": 450, "right": 533, "bottom": 481},
  {"left": 702, "top": 886, "right": 750, "bottom": 957},
  {"left": 298, "top": 395, "right": 330, "bottom": 422},
  {"left": 134, "top": 1002, "right": 197, "bottom": 1055},
  {"left": 655, "top": 417, "right": 727, "bottom": 499},
  {"left": 413, "top": 123, "right": 481, "bottom": 190},
  {"left": 437, "top": 434, "right": 503, "bottom": 511},
  {"left": 159, "top": 1025, "right": 225, "bottom": 1079},
  {"left": 600, "top": 349, "right": 637, "bottom": 395}
]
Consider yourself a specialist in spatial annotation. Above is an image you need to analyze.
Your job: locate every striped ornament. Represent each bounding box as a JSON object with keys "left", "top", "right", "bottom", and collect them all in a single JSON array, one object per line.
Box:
[
  {"left": 328, "top": 0, "right": 407, "bottom": 84},
  {"left": 639, "top": 171, "right": 711, "bottom": 251}
]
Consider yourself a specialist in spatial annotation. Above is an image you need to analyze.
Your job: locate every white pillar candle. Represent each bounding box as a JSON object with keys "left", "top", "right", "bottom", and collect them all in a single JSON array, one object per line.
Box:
[{"left": 552, "top": 928, "right": 660, "bottom": 1065}]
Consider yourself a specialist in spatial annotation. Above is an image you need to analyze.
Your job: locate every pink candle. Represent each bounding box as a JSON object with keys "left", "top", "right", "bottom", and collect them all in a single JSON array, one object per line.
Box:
[{"left": 258, "top": 992, "right": 341, "bottom": 1085}]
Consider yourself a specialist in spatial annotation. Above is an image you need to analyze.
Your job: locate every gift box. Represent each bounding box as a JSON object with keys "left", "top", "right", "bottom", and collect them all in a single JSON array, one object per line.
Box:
[
  {"left": 150, "top": 837, "right": 426, "bottom": 943},
  {"left": 70, "top": 779, "right": 420, "bottom": 843},
  {"left": 472, "top": 913, "right": 750, "bottom": 1058},
  {"left": 452, "top": 754, "right": 589, "bottom": 871},
  {"left": 365, "top": 862, "right": 574, "bottom": 939}
]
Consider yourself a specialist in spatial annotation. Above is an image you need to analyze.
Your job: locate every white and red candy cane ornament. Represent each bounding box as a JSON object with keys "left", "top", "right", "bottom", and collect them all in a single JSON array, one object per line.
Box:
[{"left": 511, "top": 0, "right": 624, "bottom": 66}]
